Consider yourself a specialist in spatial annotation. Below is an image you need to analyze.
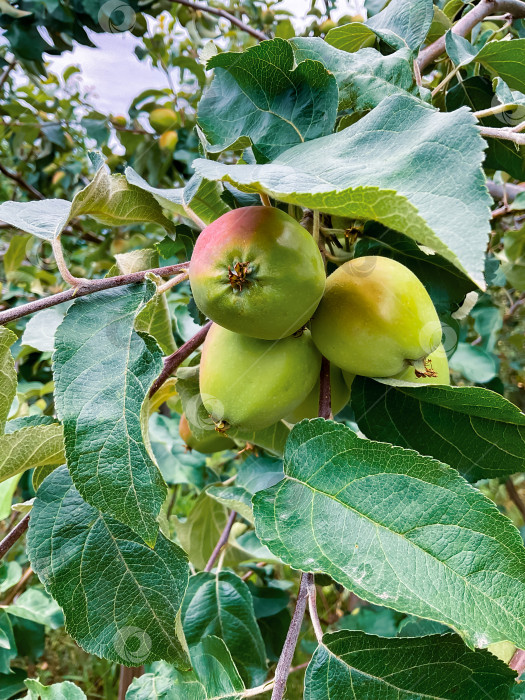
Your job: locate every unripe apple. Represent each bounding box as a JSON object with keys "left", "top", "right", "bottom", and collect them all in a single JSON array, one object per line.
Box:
[
  {"left": 189, "top": 207, "right": 325, "bottom": 340},
  {"left": 199, "top": 324, "right": 321, "bottom": 431},
  {"left": 311, "top": 256, "right": 442, "bottom": 377},
  {"left": 178, "top": 413, "right": 236, "bottom": 453},
  {"left": 392, "top": 344, "right": 450, "bottom": 384},
  {"left": 149, "top": 108, "right": 178, "bottom": 133},
  {"left": 159, "top": 130, "right": 178, "bottom": 151},
  {"left": 285, "top": 365, "right": 351, "bottom": 423}
]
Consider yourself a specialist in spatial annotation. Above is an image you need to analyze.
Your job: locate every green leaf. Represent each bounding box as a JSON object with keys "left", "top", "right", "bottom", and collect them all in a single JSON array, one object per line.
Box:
[
  {"left": 6, "top": 588, "right": 63, "bottom": 628},
  {"left": 0, "top": 160, "right": 175, "bottom": 242},
  {"left": 327, "top": 0, "right": 434, "bottom": 52},
  {"left": 304, "top": 631, "right": 517, "bottom": 699},
  {"left": 25, "top": 679, "right": 87, "bottom": 699},
  {"left": 181, "top": 571, "right": 267, "bottom": 687},
  {"left": 126, "top": 637, "right": 245, "bottom": 699},
  {"left": 198, "top": 38, "right": 338, "bottom": 161},
  {"left": 208, "top": 455, "right": 284, "bottom": 523},
  {"left": 326, "top": 23, "right": 377, "bottom": 53},
  {"left": 3, "top": 233, "right": 31, "bottom": 276},
  {"left": 21, "top": 308, "right": 65, "bottom": 353},
  {"left": 352, "top": 376, "right": 525, "bottom": 481},
  {"left": 0, "top": 328, "right": 17, "bottom": 433},
  {"left": 253, "top": 419, "right": 525, "bottom": 649},
  {"left": 114, "top": 249, "right": 176, "bottom": 355},
  {"left": 0, "top": 611, "right": 16, "bottom": 675},
  {"left": 449, "top": 342, "right": 498, "bottom": 384},
  {"left": 27, "top": 466, "right": 190, "bottom": 668},
  {"left": 195, "top": 94, "right": 491, "bottom": 287},
  {"left": 124, "top": 168, "right": 230, "bottom": 226},
  {"left": 445, "top": 30, "right": 478, "bottom": 67},
  {"left": 291, "top": 40, "right": 417, "bottom": 112},
  {"left": 476, "top": 39, "right": 525, "bottom": 93},
  {"left": 53, "top": 283, "right": 166, "bottom": 544},
  {"left": 0, "top": 424, "right": 64, "bottom": 484}
]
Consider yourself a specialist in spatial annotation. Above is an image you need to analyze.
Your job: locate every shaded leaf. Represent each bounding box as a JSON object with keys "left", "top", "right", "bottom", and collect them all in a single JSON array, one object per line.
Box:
[
  {"left": 182, "top": 571, "right": 267, "bottom": 687},
  {"left": 25, "top": 679, "right": 87, "bottom": 699},
  {"left": 253, "top": 419, "right": 525, "bottom": 649},
  {"left": 477, "top": 39, "right": 525, "bottom": 93},
  {"left": 291, "top": 39, "right": 417, "bottom": 111},
  {"left": 0, "top": 327, "right": 17, "bottom": 432},
  {"left": 0, "top": 424, "right": 64, "bottom": 484},
  {"left": 27, "top": 466, "right": 190, "bottom": 668},
  {"left": 352, "top": 377, "right": 525, "bottom": 481},
  {"left": 304, "top": 631, "right": 517, "bottom": 699}
]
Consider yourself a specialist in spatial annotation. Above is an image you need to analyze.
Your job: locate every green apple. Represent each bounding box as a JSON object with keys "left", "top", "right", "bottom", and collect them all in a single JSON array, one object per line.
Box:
[
  {"left": 311, "top": 256, "right": 442, "bottom": 377},
  {"left": 149, "top": 108, "right": 178, "bottom": 133},
  {"left": 285, "top": 365, "right": 351, "bottom": 422},
  {"left": 199, "top": 324, "right": 321, "bottom": 431},
  {"left": 189, "top": 206, "right": 326, "bottom": 340},
  {"left": 392, "top": 344, "right": 450, "bottom": 384},
  {"left": 178, "top": 413, "right": 236, "bottom": 453}
]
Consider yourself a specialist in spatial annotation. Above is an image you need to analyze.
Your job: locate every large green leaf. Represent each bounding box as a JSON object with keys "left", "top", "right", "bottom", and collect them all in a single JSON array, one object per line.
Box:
[
  {"left": 253, "top": 419, "right": 525, "bottom": 649},
  {"left": 126, "top": 637, "right": 245, "bottom": 700},
  {"left": 124, "top": 169, "right": 230, "bottom": 226},
  {"left": 53, "top": 282, "right": 166, "bottom": 544},
  {"left": 0, "top": 161, "right": 174, "bottom": 241},
  {"left": 304, "top": 631, "right": 517, "bottom": 699},
  {"left": 195, "top": 94, "right": 491, "bottom": 287},
  {"left": 352, "top": 377, "right": 525, "bottom": 481},
  {"left": 197, "top": 38, "right": 338, "bottom": 161},
  {"left": 0, "top": 328, "right": 17, "bottom": 433},
  {"left": 476, "top": 39, "right": 525, "bottom": 93},
  {"left": 326, "top": 0, "right": 434, "bottom": 52},
  {"left": 27, "top": 466, "right": 190, "bottom": 668},
  {"left": 0, "top": 424, "right": 64, "bottom": 484},
  {"left": 291, "top": 39, "right": 417, "bottom": 111},
  {"left": 181, "top": 571, "right": 267, "bottom": 687}
]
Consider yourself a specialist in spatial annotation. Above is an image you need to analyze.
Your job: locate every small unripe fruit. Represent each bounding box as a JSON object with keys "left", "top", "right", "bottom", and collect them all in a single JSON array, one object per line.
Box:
[
  {"left": 311, "top": 256, "right": 442, "bottom": 377},
  {"left": 284, "top": 365, "right": 351, "bottom": 423},
  {"left": 159, "top": 130, "right": 178, "bottom": 150},
  {"left": 190, "top": 207, "right": 325, "bottom": 340},
  {"left": 199, "top": 324, "right": 321, "bottom": 431},
  {"left": 111, "top": 115, "right": 127, "bottom": 127},
  {"left": 149, "top": 108, "right": 178, "bottom": 133},
  {"left": 392, "top": 344, "right": 450, "bottom": 385},
  {"left": 179, "top": 413, "right": 235, "bottom": 453}
]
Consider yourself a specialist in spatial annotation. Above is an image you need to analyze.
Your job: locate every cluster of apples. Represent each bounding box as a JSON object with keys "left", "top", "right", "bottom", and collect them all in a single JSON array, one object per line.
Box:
[{"left": 179, "top": 206, "right": 447, "bottom": 450}]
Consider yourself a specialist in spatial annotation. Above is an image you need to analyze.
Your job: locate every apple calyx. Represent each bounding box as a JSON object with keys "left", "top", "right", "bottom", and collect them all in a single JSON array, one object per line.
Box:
[
  {"left": 228, "top": 261, "right": 253, "bottom": 292},
  {"left": 411, "top": 357, "right": 438, "bottom": 378},
  {"left": 212, "top": 417, "right": 231, "bottom": 433}
]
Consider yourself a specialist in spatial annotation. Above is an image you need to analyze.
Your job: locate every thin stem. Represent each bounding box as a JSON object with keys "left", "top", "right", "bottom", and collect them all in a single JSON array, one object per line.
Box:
[
  {"left": 475, "top": 101, "right": 516, "bottom": 122},
  {"left": 2, "top": 565, "right": 33, "bottom": 605},
  {"left": 242, "top": 663, "right": 308, "bottom": 698},
  {"left": 417, "top": 0, "right": 525, "bottom": 71},
  {"left": 513, "top": 120, "right": 525, "bottom": 133},
  {"left": 478, "top": 124, "right": 525, "bottom": 145},
  {"left": 156, "top": 270, "right": 189, "bottom": 295},
  {"left": 204, "top": 510, "right": 237, "bottom": 572},
  {"left": 0, "top": 161, "right": 44, "bottom": 200},
  {"left": 486, "top": 180, "right": 525, "bottom": 203},
  {"left": 431, "top": 62, "right": 461, "bottom": 97},
  {"left": 169, "top": 0, "right": 267, "bottom": 41},
  {"left": 312, "top": 210, "right": 320, "bottom": 247},
  {"left": 510, "top": 648, "right": 525, "bottom": 675},
  {"left": 149, "top": 321, "right": 212, "bottom": 397},
  {"left": 0, "top": 60, "right": 16, "bottom": 91},
  {"left": 318, "top": 357, "right": 332, "bottom": 420},
  {"left": 0, "top": 514, "right": 29, "bottom": 560},
  {"left": 182, "top": 202, "right": 206, "bottom": 230},
  {"left": 260, "top": 193, "right": 271, "bottom": 207},
  {"left": 118, "top": 666, "right": 143, "bottom": 700},
  {"left": 306, "top": 573, "right": 323, "bottom": 644},
  {"left": 51, "top": 237, "right": 88, "bottom": 287},
  {"left": 506, "top": 478, "right": 525, "bottom": 521},
  {"left": 271, "top": 574, "right": 309, "bottom": 700},
  {"left": 0, "top": 262, "right": 190, "bottom": 326}
]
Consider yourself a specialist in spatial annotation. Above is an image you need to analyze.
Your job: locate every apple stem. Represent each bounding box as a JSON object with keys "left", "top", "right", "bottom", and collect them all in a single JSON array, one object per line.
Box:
[
  {"left": 410, "top": 357, "right": 437, "bottom": 378},
  {"left": 260, "top": 192, "right": 271, "bottom": 206},
  {"left": 318, "top": 357, "right": 332, "bottom": 419}
]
